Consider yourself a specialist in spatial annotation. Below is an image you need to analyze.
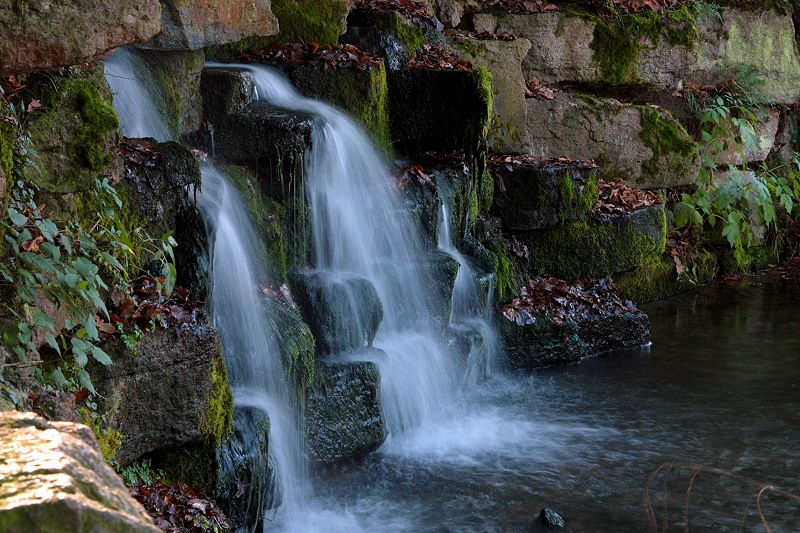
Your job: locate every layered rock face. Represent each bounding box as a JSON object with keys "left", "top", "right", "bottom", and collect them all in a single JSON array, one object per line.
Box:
[
  {"left": 0, "top": 412, "right": 159, "bottom": 533},
  {"left": 0, "top": 0, "right": 161, "bottom": 75},
  {"left": 143, "top": 0, "right": 279, "bottom": 50}
]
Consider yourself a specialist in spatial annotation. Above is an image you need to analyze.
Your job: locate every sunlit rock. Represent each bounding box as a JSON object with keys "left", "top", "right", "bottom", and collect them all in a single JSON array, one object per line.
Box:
[{"left": 0, "top": 412, "right": 159, "bottom": 532}]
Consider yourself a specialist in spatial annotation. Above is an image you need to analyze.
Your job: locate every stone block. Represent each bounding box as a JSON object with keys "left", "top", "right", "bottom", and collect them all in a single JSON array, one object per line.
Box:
[
  {"left": 0, "top": 412, "right": 159, "bottom": 532},
  {"left": 524, "top": 93, "right": 699, "bottom": 189}
]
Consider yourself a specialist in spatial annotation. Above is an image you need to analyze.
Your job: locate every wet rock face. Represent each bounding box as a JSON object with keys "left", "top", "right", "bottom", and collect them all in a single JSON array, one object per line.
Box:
[
  {"left": 306, "top": 357, "right": 386, "bottom": 464},
  {"left": 143, "top": 0, "right": 279, "bottom": 50},
  {"left": 0, "top": 0, "right": 161, "bottom": 76},
  {"left": 0, "top": 412, "right": 160, "bottom": 533},
  {"left": 88, "top": 314, "right": 230, "bottom": 466},
  {"left": 290, "top": 271, "right": 384, "bottom": 356},
  {"left": 215, "top": 406, "right": 273, "bottom": 532}
]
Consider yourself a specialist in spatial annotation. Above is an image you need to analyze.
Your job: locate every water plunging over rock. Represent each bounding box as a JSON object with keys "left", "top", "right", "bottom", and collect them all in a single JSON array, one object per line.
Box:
[{"left": 239, "top": 65, "right": 461, "bottom": 433}]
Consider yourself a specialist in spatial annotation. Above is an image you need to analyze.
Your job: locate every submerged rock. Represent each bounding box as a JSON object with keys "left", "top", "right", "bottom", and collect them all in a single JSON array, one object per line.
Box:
[
  {"left": 306, "top": 356, "right": 386, "bottom": 464},
  {"left": 0, "top": 412, "right": 159, "bottom": 532},
  {"left": 290, "top": 271, "right": 384, "bottom": 356}
]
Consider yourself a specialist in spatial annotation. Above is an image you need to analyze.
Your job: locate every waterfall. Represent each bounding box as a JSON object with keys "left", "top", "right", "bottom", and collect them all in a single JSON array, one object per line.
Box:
[
  {"left": 236, "top": 65, "right": 460, "bottom": 434},
  {"left": 105, "top": 50, "right": 305, "bottom": 528},
  {"left": 104, "top": 48, "right": 172, "bottom": 141},
  {"left": 437, "top": 190, "right": 498, "bottom": 387}
]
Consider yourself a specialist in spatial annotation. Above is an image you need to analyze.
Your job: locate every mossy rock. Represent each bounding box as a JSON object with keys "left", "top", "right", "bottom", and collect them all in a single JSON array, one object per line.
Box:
[
  {"left": 614, "top": 250, "right": 718, "bottom": 304},
  {"left": 718, "top": 245, "right": 779, "bottom": 275},
  {"left": 0, "top": 121, "right": 12, "bottom": 212},
  {"left": 271, "top": 0, "right": 349, "bottom": 45},
  {"left": 519, "top": 204, "right": 667, "bottom": 279},
  {"left": 278, "top": 63, "right": 393, "bottom": 158},
  {"left": 263, "top": 298, "right": 318, "bottom": 405},
  {"left": 22, "top": 69, "right": 121, "bottom": 193}
]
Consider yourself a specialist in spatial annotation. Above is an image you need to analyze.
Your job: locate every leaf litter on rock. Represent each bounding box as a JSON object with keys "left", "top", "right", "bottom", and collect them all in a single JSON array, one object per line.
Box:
[{"left": 239, "top": 42, "right": 384, "bottom": 71}]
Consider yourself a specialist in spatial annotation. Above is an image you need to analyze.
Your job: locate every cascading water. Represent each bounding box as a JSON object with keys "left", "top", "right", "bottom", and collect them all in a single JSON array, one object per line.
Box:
[
  {"left": 106, "top": 50, "right": 306, "bottom": 529},
  {"left": 437, "top": 191, "right": 498, "bottom": 387},
  {"left": 235, "top": 65, "right": 461, "bottom": 434}
]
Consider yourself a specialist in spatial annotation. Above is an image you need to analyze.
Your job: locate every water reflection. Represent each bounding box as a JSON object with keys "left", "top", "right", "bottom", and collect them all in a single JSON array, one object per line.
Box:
[{"left": 301, "top": 274, "right": 800, "bottom": 532}]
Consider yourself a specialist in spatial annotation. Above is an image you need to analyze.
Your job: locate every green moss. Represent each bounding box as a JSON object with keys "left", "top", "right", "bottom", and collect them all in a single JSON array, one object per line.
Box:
[
  {"left": 638, "top": 106, "right": 698, "bottom": 179},
  {"left": 388, "top": 11, "right": 427, "bottom": 56},
  {"left": 486, "top": 243, "right": 517, "bottom": 302},
  {"left": 72, "top": 80, "right": 119, "bottom": 171},
  {"left": 272, "top": 0, "right": 348, "bottom": 45},
  {"left": 571, "top": 7, "right": 697, "bottom": 86},
  {"left": 525, "top": 204, "right": 667, "bottom": 279},
  {"left": 559, "top": 172, "right": 575, "bottom": 204},
  {"left": 153, "top": 69, "right": 182, "bottom": 136},
  {"left": 718, "top": 245, "right": 779, "bottom": 274},
  {"left": 451, "top": 36, "right": 489, "bottom": 59},
  {"left": 222, "top": 165, "right": 290, "bottom": 284},
  {"left": 614, "top": 250, "right": 717, "bottom": 303},
  {"left": 201, "top": 346, "right": 234, "bottom": 445},
  {"left": 78, "top": 407, "right": 122, "bottom": 464},
  {"left": 467, "top": 68, "right": 494, "bottom": 226},
  {"left": 265, "top": 299, "right": 318, "bottom": 406},
  {"left": 0, "top": 121, "right": 12, "bottom": 181},
  {"left": 580, "top": 170, "right": 600, "bottom": 211}
]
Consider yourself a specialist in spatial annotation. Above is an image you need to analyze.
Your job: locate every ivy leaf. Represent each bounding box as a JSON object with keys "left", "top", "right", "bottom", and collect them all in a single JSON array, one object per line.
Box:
[
  {"left": 90, "top": 346, "right": 112, "bottom": 366},
  {"left": 8, "top": 208, "right": 27, "bottom": 226},
  {"left": 39, "top": 242, "right": 61, "bottom": 262},
  {"left": 45, "top": 333, "right": 61, "bottom": 354},
  {"left": 77, "top": 369, "right": 96, "bottom": 395},
  {"left": 50, "top": 367, "right": 67, "bottom": 388}
]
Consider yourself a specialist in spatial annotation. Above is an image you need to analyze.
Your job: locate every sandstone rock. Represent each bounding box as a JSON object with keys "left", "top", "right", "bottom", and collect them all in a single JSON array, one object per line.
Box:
[
  {"left": 524, "top": 93, "right": 699, "bottom": 189},
  {"left": 692, "top": 8, "right": 800, "bottom": 105},
  {"left": 478, "top": 10, "right": 697, "bottom": 91},
  {"left": 446, "top": 36, "right": 531, "bottom": 152},
  {"left": 0, "top": 411, "right": 159, "bottom": 532},
  {"left": 89, "top": 314, "right": 232, "bottom": 466},
  {"left": 143, "top": 0, "right": 279, "bottom": 50},
  {"left": 0, "top": 0, "right": 161, "bottom": 76},
  {"left": 306, "top": 357, "right": 385, "bottom": 464},
  {"left": 290, "top": 271, "right": 384, "bottom": 355},
  {"left": 434, "top": 0, "right": 491, "bottom": 28}
]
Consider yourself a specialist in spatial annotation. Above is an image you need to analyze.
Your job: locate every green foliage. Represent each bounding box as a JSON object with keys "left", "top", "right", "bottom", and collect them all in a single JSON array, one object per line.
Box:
[
  {"left": 677, "top": 75, "right": 799, "bottom": 266},
  {"left": 117, "top": 458, "right": 164, "bottom": 487},
  {"left": 0, "top": 179, "right": 178, "bottom": 398}
]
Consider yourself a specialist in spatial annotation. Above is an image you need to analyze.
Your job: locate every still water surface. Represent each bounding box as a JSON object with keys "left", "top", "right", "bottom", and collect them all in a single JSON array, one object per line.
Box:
[{"left": 278, "top": 274, "right": 800, "bottom": 532}]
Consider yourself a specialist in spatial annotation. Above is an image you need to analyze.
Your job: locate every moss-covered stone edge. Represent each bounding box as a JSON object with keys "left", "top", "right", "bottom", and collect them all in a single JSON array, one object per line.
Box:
[{"left": 271, "top": 0, "right": 349, "bottom": 45}]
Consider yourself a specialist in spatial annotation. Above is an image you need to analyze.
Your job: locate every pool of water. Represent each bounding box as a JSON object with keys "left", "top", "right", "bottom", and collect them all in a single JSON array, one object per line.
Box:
[{"left": 272, "top": 274, "right": 800, "bottom": 532}]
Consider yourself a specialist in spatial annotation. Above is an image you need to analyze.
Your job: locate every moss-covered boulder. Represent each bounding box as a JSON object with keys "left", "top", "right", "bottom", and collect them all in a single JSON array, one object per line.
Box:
[
  {"left": 691, "top": 7, "right": 800, "bottom": 104},
  {"left": 490, "top": 158, "right": 598, "bottom": 231},
  {"left": 524, "top": 92, "right": 699, "bottom": 189},
  {"left": 142, "top": 0, "right": 279, "bottom": 50},
  {"left": 0, "top": 0, "right": 161, "bottom": 76},
  {"left": 389, "top": 67, "right": 492, "bottom": 159},
  {"left": 0, "top": 412, "right": 160, "bottom": 532},
  {"left": 446, "top": 35, "right": 531, "bottom": 153},
  {"left": 271, "top": 0, "right": 351, "bottom": 45},
  {"left": 518, "top": 204, "right": 667, "bottom": 279},
  {"left": 290, "top": 271, "right": 384, "bottom": 356},
  {"left": 474, "top": 9, "right": 698, "bottom": 91},
  {"left": 22, "top": 69, "right": 122, "bottom": 194},
  {"left": 306, "top": 357, "right": 385, "bottom": 465},
  {"left": 498, "top": 305, "right": 650, "bottom": 368},
  {"left": 89, "top": 313, "right": 233, "bottom": 466}
]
